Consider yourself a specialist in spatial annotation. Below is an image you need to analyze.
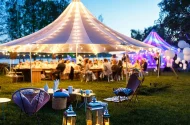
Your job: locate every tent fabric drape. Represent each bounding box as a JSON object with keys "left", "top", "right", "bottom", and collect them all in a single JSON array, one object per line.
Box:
[{"left": 0, "top": 0, "right": 153, "bottom": 53}]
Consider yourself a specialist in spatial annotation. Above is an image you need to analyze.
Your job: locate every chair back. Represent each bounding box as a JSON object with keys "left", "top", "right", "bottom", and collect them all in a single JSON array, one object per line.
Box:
[
  {"left": 126, "top": 78, "right": 141, "bottom": 93},
  {"left": 12, "top": 88, "right": 50, "bottom": 115},
  {"left": 4, "top": 67, "right": 10, "bottom": 75}
]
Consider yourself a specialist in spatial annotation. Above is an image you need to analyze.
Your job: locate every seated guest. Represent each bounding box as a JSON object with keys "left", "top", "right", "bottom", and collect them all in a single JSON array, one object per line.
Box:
[
  {"left": 102, "top": 59, "right": 112, "bottom": 77},
  {"left": 123, "top": 59, "right": 132, "bottom": 68},
  {"left": 52, "top": 60, "right": 65, "bottom": 80},
  {"left": 34, "top": 60, "right": 42, "bottom": 68},
  {"left": 111, "top": 60, "right": 119, "bottom": 81},
  {"left": 64, "top": 60, "right": 71, "bottom": 74},
  {"left": 82, "top": 58, "right": 89, "bottom": 69},
  {"left": 93, "top": 58, "right": 98, "bottom": 66},
  {"left": 64, "top": 60, "right": 72, "bottom": 79},
  {"left": 41, "top": 61, "right": 50, "bottom": 68},
  {"left": 84, "top": 60, "right": 96, "bottom": 81},
  {"left": 15, "top": 61, "right": 23, "bottom": 68},
  {"left": 98, "top": 60, "right": 103, "bottom": 69},
  {"left": 133, "top": 60, "right": 141, "bottom": 70}
]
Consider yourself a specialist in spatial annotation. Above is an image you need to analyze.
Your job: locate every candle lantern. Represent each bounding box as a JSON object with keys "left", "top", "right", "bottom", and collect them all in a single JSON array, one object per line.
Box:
[
  {"left": 86, "top": 96, "right": 103, "bottom": 125},
  {"left": 62, "top": 105, "right": 76, "bottom": 125},
  {"left": 103, "top": 105, "right": 110, "bottom": 125}
]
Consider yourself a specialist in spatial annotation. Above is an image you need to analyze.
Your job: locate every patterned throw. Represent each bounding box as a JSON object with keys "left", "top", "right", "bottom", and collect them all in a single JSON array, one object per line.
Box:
[{"left": 113, "top": 88, "right": 133, "bottom": 95}]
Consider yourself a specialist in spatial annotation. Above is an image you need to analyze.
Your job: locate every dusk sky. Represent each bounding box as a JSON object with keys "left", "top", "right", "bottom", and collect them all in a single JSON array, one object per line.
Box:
[{"left": 80, "top": 0, "right": 161, "bottom": 36}]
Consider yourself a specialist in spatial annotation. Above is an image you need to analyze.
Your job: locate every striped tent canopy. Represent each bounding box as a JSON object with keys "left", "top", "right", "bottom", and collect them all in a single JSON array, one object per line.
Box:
[
  {"left": 0, "top": 0, "right": 153, "bottom": 53},
  {"left": 143, "top": 29, "right": 177, "bottom": 51}
]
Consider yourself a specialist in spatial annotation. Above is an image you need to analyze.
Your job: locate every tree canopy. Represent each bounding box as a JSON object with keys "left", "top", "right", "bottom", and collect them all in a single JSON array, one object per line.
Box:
[
  {"left": 0, "top": 0, "right": 69, "bottom": 43},
  {"left": 131, "top": 0, "right": 190, "bottom": 45}
]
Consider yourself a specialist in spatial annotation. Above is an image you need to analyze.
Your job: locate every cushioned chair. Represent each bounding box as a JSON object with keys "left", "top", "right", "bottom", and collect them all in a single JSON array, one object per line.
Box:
[
  {"left": 114, "top": 76, "right": 145, "bottom": 104},
  {"left": 12, "top": 88, "right": 50, "bottom": 123}
]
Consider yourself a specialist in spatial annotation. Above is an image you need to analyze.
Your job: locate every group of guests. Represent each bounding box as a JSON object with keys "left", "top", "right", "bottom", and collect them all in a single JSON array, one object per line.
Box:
[
  {"left": 82, "top": 58, "right": 123, "bottom": 81},
  {"left": 15, "top": 60, "right": 58, "bottom": 69},
  {"left": 14, "top": 54, "right": 149, "bottom": 81},
  {"left": 121, "top": 54, "right": 148, "bottom": 73}
]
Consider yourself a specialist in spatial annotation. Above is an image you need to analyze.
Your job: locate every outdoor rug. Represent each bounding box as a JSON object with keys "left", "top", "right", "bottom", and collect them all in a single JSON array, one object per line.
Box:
[{"left": 103, "top": 96, "right": 128, "bottom": 102}]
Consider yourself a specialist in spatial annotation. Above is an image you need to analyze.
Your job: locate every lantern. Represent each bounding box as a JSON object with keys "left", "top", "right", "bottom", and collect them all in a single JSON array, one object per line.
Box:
[
  {"left": 86, "top": 97, "right": 103, "bottom": 125},
  {"left": 62, "top": 105, "right": 76, "bottom": 125},
  {"left": 103, "top": 105, "right": 110, "bottom": 125}
]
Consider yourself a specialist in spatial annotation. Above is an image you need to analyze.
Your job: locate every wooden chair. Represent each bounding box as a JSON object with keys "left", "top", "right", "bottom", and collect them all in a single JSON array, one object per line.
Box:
[{"left": 4, "top": 67, "right": 24, "bottom": 83}]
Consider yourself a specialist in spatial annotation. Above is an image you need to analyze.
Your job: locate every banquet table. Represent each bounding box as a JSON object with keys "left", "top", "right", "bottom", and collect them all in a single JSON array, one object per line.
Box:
[
  {"left": 15, "top": 68, "right": 43, "bottom": 83},
  {"left": 89, "top": 68, "right": 103, "bottom": 80}
]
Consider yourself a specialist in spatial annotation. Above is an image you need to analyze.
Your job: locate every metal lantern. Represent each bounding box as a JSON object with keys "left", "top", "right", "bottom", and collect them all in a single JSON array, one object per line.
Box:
[
  {"left": 103, "top": 105, "right": 110, "bottom": 125},
  {"left": 62, "top": 105, "right": 76, "bottom": 125},
  {"left": 86, "top": 97, "right": 103, "bottom": 125}
]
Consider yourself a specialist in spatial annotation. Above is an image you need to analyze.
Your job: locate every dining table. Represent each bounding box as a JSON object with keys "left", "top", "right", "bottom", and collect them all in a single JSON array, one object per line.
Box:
[{"left": 89, "top": 68, "right": 103, "bottom": 80}]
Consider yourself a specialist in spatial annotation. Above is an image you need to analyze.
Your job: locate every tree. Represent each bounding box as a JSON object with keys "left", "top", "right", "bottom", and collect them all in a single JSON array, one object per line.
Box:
[
  {"left": 130, "top": 29, "right": 144, "bottom": 41},
  {"left": 0, "top": 0, "right": 9, "bottom": 43},
  {"left": 131, "top": 0, "right": 190, "bottom": 45},
  {"left": 2, "top": 0, "right": 69, "bottom": 42},
  {"left": 157, "top": 0, "right": 190, "bottom": 42},
  {"left": 98, "top": 14, "right": 104, "bottom": 23}
]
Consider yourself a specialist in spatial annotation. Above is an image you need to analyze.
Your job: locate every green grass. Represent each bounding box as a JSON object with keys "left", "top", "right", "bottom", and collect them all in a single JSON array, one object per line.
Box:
[{"left": 0, "top": 73, "right": 190, "bottom": 125}]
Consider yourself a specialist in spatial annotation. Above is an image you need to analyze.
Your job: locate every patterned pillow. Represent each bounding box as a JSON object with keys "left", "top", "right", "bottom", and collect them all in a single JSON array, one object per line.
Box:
[{"left": 113, "top": 88, "right": 133, "bottom": 95}]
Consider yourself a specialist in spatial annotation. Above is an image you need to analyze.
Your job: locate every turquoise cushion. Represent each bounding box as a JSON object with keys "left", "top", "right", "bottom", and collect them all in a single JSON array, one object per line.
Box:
[
  {"left": 53, "top": 91, "right": 69, "bottom": 98},
  {"left": 113, "top": 88, "right": 133, "bottom": 95}
]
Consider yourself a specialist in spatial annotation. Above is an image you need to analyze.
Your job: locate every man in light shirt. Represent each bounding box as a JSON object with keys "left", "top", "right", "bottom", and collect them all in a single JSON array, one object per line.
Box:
[{"left": 102, "top": 59, "right": 112, "bottom": 76}]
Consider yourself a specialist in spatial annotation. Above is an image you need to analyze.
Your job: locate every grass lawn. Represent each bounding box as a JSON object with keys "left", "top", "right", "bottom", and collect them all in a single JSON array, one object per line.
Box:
[{"left": 0, "top": 72, "right": 190, "bottom": 125}]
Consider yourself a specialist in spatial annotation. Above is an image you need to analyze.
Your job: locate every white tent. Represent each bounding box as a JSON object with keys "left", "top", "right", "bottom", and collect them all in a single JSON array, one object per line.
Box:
[{"left": 0, "top": 0, "right": 153, "bottom": 54}]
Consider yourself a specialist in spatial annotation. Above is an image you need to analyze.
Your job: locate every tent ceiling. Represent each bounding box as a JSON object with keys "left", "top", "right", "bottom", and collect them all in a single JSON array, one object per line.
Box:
[{"left": 0, "top": 0, "right": 153, "bottom": 53}]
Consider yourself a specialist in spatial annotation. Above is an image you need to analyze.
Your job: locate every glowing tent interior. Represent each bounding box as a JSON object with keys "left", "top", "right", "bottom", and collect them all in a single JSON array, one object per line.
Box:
[
  {"left": 143, "top": 29, "right": 177, "bottom": 51},
  {"left": 0, "top": 0, "right": 153, "bottom": 54}
]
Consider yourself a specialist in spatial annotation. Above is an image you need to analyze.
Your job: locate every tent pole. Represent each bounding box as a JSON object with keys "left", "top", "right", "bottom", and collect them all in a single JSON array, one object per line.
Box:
[
  {"left": 126, "top": 51, "right": 128, "bottom": 84},
  {"left": 30, "top": 47, "right": 33, "bottom": 86},
  {"left": 157, "top": 55, "right": 161, "bottom": 78},
  {"left": 13, "top": 59, "right": 14, "bottom": 71},
  {"left": 76, "top": 44, "right": 78, "bottom": 61},
  {"left": 10, "top": 59, "right": 11, "bottom": 71}
]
